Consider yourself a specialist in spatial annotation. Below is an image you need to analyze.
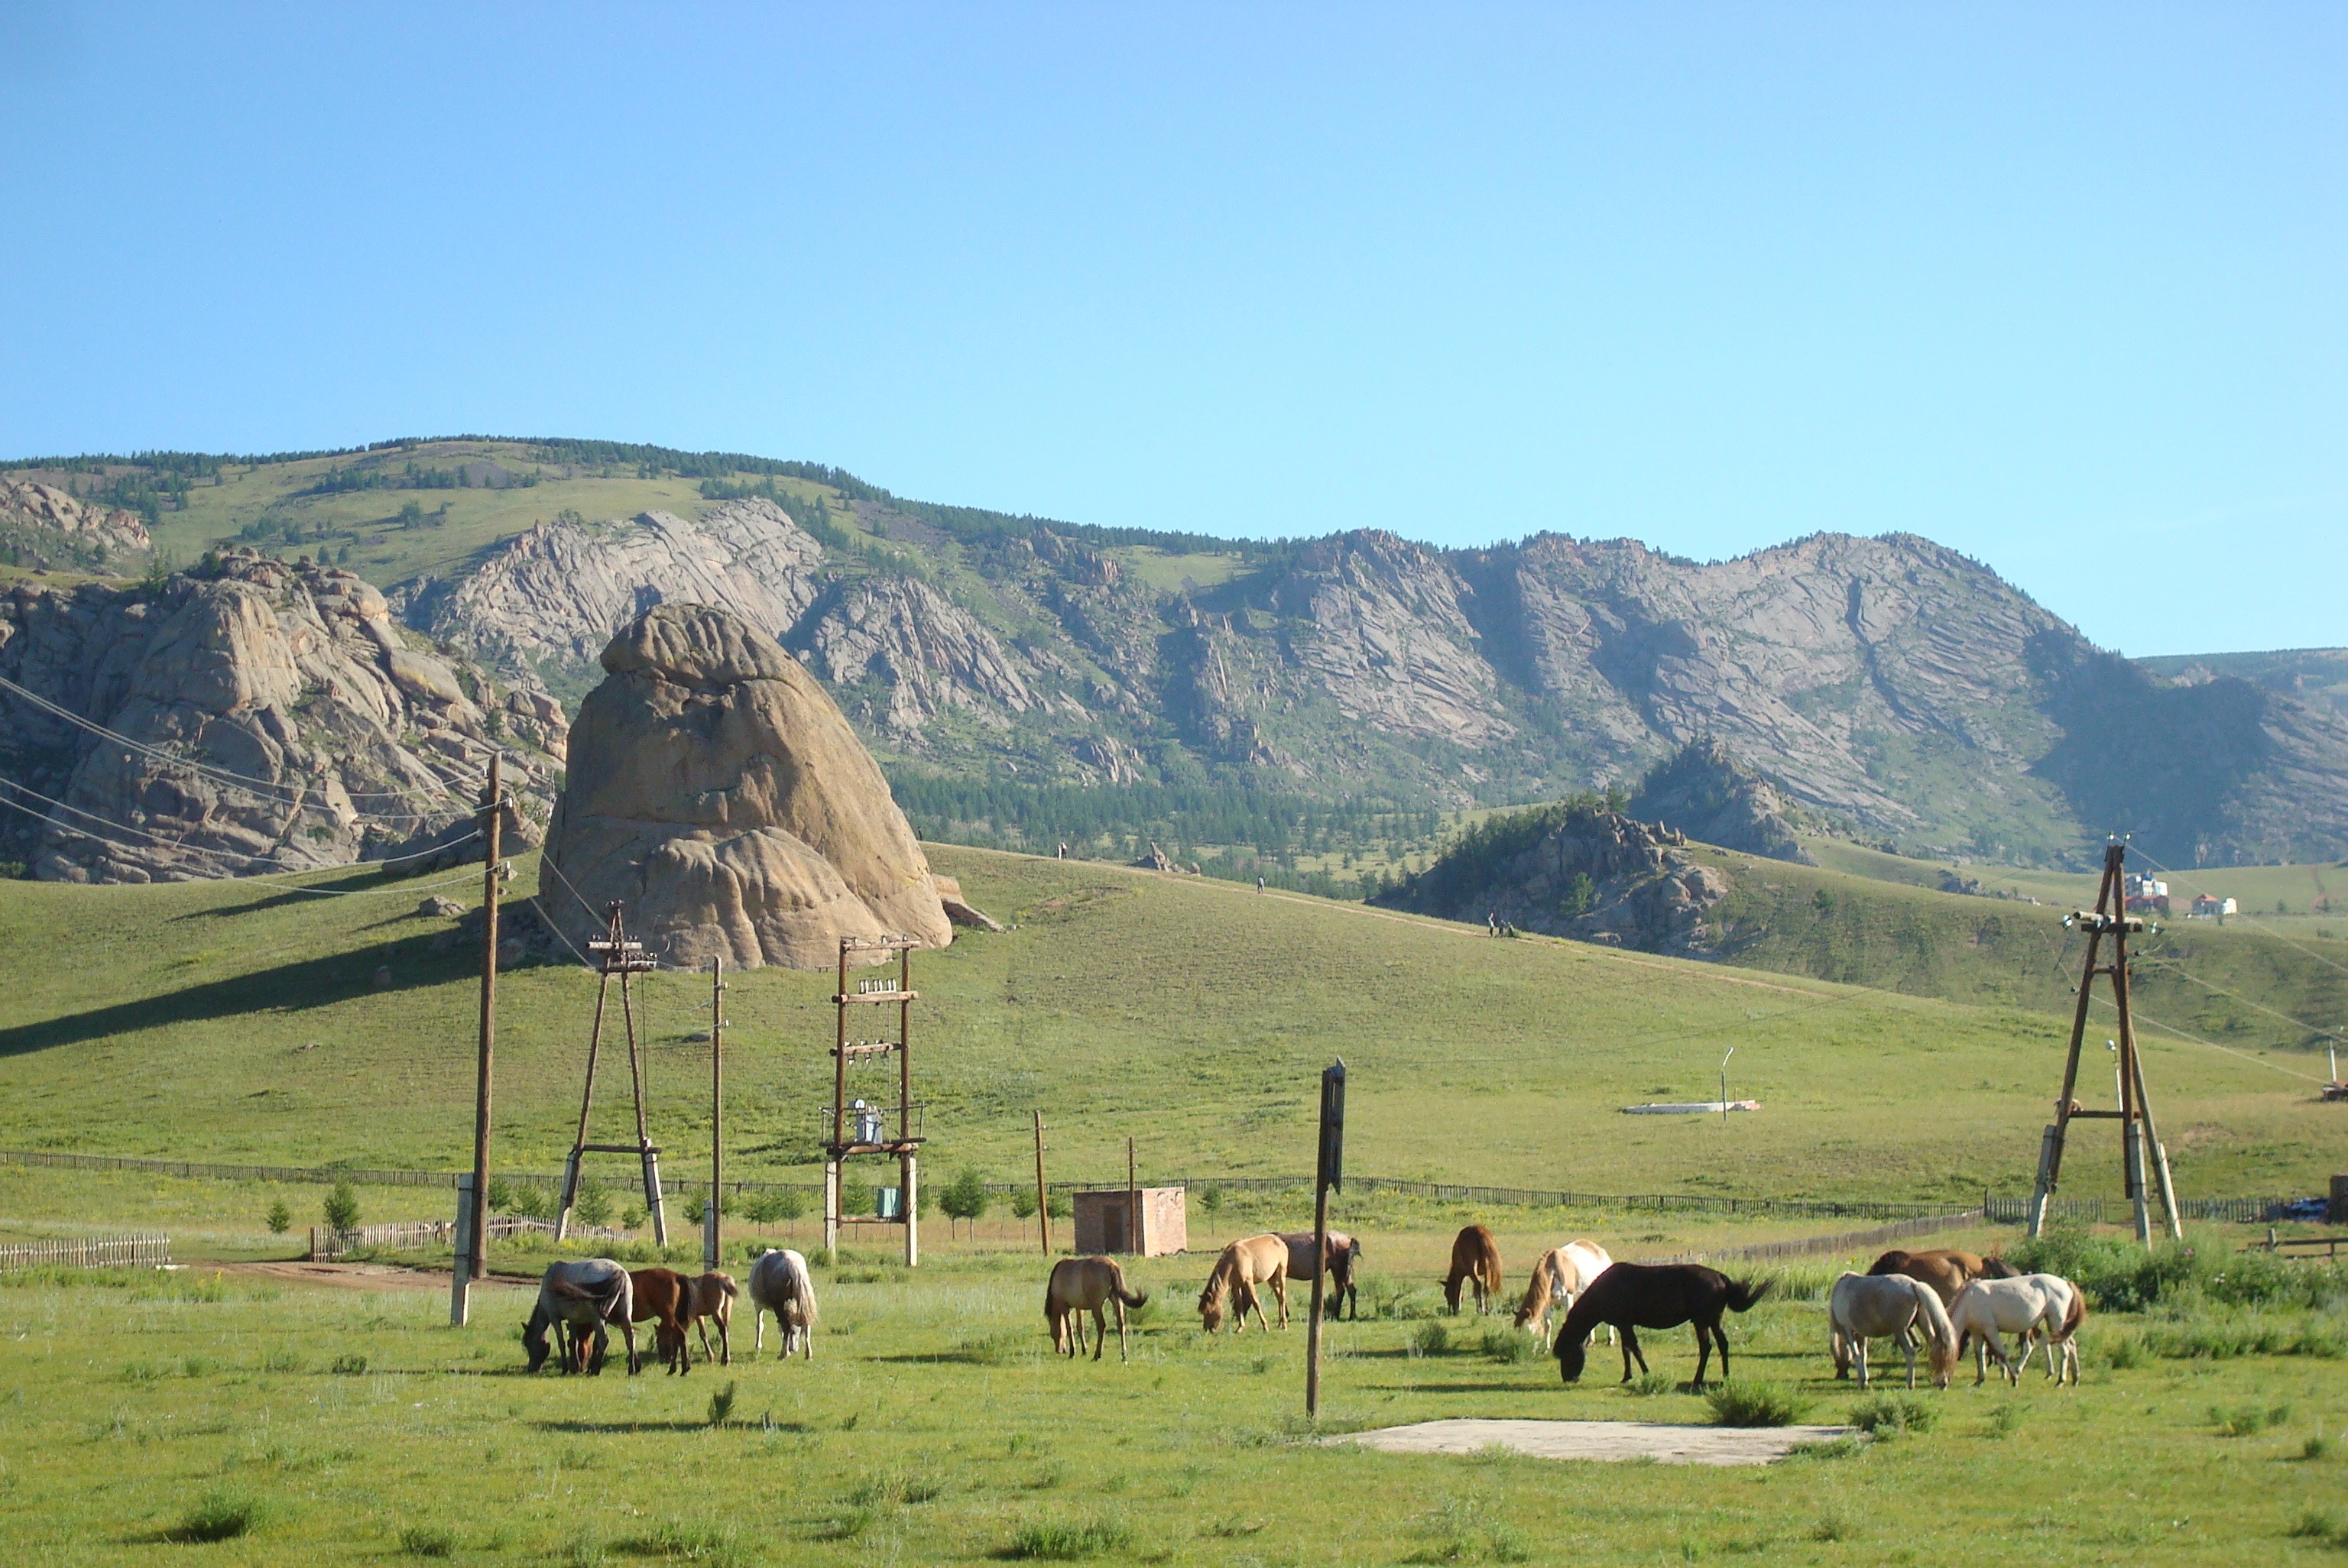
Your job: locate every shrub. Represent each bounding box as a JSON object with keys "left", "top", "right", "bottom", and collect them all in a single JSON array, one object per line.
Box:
[
  {"left": 1409, "top": 1322, "right": 1449, "bottom": 1357},
  {"left": 2304, "top": 1433, "right": 2336, "bottom": 1461},
  {"left": 2288, "top": 1508, "right": 2337, "bottom": 1539},
  {"left": 2210, "top": 1402, "right": 2291, "bottom": 1437},
  {"left": 264, "top": 1199, "right": 291, "bottom": 1235},
  {"left": 321, "top": 1181, "right": 360, "bottom": 1232},
  {"left": 485, "top": 1178, "right": 517, "bottom": 1214},
  {"left": 1625, "top": 1371, "right": 1675, "bottom": 1398},
  {"left": 1705, "top": 1382, "right": 1811, "bottom": 1427},
  {"left": 2101, "top": 1333, "right": 2146, "bottom": 1369},
  {"left": 330, "top": 1353, "right": 369, "bottom": 1375},
  {"left": 397, "top": 1523, "right": 457, "bottom": 1557},
  {"left": 707, "top": 1381, "right": 736, "bottom": 1427},
  {"left": 1005, "top": 1517, "right": 1137, "bottom": 1559},
  {"left": 1479, "top": 1324, "right": 1536, "bottom": 1363},
  {"left": 1849, "top": 1395, "right": 1938, "bottom": 1434},
  {"left": 177, "top": 1489, "right": 267, "bottom": 1542},
  {"left": 1010, "top": 1187, "right": 1039, "bottom": 1220},
  {"left": 571, "top": 1181, "right": 614, "bottom": 1228}
]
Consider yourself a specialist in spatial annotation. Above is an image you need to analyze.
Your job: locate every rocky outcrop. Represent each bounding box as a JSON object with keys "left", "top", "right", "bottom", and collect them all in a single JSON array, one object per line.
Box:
[
  {"left": 1628, "top": 740, "right": 1815, "bottom": 864},
  {"left": 0, "top": 551, "right": 563, "bottom": 882},
  {"left": 540, "top": 604, "right": 955, "bottom": 969},
  {"left": 0, "top": 479, "right": 151, "bottom": 572},
  {"left": 1373, "top": 802, "right": 1731, "bottom": 957},
  {"left": 797, "top": 575, "right": 1036, "bottom": 733},
  {"left": 404, "top": 499, "right": 825, "bottom": 695}
]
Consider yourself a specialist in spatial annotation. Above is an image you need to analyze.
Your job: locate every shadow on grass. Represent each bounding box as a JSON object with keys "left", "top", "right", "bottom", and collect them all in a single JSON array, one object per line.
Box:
[{"left": 0, "top": 930, "right": 468, "bottom": 1057}]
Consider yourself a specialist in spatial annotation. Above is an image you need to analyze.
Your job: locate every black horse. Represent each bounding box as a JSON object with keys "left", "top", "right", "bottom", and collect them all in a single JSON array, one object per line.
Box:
[{"left": 1555, "top": 1262, "right": 1771, "bottom": 1388}]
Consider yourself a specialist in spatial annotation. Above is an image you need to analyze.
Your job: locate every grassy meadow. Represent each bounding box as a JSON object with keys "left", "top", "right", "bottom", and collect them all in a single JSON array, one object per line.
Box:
[{"left": 0, "top": 844, "right": 2342, "bottom": 1204}]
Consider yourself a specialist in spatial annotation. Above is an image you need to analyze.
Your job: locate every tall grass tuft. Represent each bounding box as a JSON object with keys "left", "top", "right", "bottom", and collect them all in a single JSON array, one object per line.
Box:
[
  {"left": 706, "top": 1381, "right": 736, "bottom": 1427},
  {"left": 1478, "top": 1324, "right": 1536, "bottom": 1363},
  {"left": 1704, "top": 1382, "right": 1811, "bottom": 1427},
  {"left": 176, "top": 1488, "right": 267, "bottom": 1542},
  {"left": 1848, "top": 1395, "right": 1937, "bottom": 1435},
  {"left": 397, "top": 1523, "right": 457, "bottom": 1557},
  {"left": 1004, "top": 1516, "right": 1136, "bottom": 1559}
]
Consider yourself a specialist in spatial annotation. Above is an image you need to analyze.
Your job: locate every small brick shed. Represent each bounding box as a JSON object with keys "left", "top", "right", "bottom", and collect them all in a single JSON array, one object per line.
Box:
[{"left": 1072, "top": 1187, "right": 1187, "bottom": 1256}]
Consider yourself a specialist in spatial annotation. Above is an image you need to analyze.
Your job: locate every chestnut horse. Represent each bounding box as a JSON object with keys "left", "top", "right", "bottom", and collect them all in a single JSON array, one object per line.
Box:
[
  {"left": 1866, "top": 1248, "right": 2017, "bottom": 1307},
  {"left": 679, "top": 1271, "right": 738, "bottom": 1367},
  {"left": 1442, "top": 1226, "right": 1503, "bottom": 1315},
  {"left": 1046, "top": 1256, "right": 1150, "bottom": 1362},
  {"left": 1555, "top": 1262, "right": 1770, "bottom": 1388},
  {"left": 1198, "top": 1234, "right": 1289, "bottom": 1332},
  {"left": 628, "top": 1266, "right": 693, "bottom": 1375}
]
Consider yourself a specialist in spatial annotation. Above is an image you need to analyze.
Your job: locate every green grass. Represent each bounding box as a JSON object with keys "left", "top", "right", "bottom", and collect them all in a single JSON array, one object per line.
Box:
[
  {"left": 1, "top": 844, "right": 2342, "bottom": 1207},
  {"left": 3, "top": 1249, "right": 2340, "bottom": 1563}
]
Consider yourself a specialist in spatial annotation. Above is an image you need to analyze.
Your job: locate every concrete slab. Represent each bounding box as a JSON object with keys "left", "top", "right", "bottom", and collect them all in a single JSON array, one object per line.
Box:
[{"left": 1328, "top": 1418, "right": 1857, "bottom": 1466}]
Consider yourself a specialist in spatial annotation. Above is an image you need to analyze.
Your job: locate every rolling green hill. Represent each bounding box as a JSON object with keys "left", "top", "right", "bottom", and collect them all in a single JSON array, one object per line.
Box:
[{"left": 0, "top": 843, "right": 2337, "bottom": 1206}]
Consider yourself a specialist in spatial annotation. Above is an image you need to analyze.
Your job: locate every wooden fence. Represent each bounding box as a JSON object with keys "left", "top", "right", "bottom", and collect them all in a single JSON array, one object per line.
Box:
[
  {"left": 0, "top": 1234, "right": 171, "bottom": 1272},
  {"left": 310, "top": 1214, "right": 626, "bottom": 1262}
]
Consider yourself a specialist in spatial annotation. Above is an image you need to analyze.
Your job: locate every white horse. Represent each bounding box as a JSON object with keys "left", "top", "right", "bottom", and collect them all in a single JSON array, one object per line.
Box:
[
  {"left": 1827, "top": 1272, "right": 1958, "bottom": 1390},
  {"left": 748, "top": 1249, "right": 820, "bottom": 1360},
  {"left": 523, "top": 1259, "right": 639, "bottom": 1375},
  {"left": 1948, "top": 1274, "right": 2081, "bottom": 1386},
  {"left": 1513, "top": 1240, "right": 1616, "bottom": 1346}
]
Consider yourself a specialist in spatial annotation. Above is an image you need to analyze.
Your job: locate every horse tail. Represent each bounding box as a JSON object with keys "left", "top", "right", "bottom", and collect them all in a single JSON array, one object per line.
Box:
[
  {"left": 1723, "top": 1276, "right": 1772, "bottom": 1314},
  {"left": 2057, "top": 1280, "right": 2086, "bottom": 1340},
  {"left": 1912, "top": 1278, "right": 1959, "bottom": 1377},
  {"left": 1112, "top": 1264, "right": 1149, "bottom": 1310}
]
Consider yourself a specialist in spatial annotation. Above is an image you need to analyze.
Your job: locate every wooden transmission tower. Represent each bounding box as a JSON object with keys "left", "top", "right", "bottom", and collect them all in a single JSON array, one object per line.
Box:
[
  {"left": 822, "top": 935, "right": 925, "bottom": 1265},
  {"left": 2027, "top": 842, "right": 2181, "bottom": 1246},
  {"left": 553, "top": 903, "right": 670, "bottom": 1244}
]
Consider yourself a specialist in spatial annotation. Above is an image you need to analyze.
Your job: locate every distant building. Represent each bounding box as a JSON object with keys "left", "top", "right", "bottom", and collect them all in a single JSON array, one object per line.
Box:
[
  {"left": 2124, "top": 873, "right": 2169, "bottom": 914},
  {"left": 2190, "top": 893, "right": 2237, "bottom": 918}
]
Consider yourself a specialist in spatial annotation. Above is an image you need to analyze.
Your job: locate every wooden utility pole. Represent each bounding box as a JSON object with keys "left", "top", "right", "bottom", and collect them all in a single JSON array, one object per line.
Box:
[
  {"left": 2028, "top": 843, "right": 2181, "bottom": 1246},
  {"left": 1306, "top": 1058, "right": 1345, "bottom": 1417},
  {"left": 1033, "top": 1110, "right": 1050, "bottom": 1255},
  {"left": 452, "top": 755, "right": 502, "bottom": 1327},
  {"left": 705, "top": 957, "right": 725, "bottom": 1273}
]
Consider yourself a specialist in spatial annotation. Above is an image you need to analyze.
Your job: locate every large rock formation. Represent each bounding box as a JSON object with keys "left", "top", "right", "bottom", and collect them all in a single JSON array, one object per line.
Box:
[
  {"left": 1627, "top": 740, "right": 1816, "bottom": 865},
  {"left": 0, "top": 550, "right": 563, "bottom": 881},
  {"left": 404, "top": 498, "right": 825, "bottom": 698},
  {"left": 541, "top": 604, "right": 955, "bottom": 969},
  {"left": 0, "top": 478, "right": 151, "bottom": 573}
]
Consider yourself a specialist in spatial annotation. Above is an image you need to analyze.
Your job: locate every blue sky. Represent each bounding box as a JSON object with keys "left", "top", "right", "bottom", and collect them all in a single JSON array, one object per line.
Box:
[{"left": 2, "top": 3, "right": 2339, "bottom": 656}]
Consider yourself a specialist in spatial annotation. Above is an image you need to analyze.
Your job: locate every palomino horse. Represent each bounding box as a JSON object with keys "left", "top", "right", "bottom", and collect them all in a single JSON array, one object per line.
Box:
[
  {"left": 1866, "top": 1248, "right": 2017, "bottom": 1307},
  {"left": 1513, "top": 1239, "right": 1616, "bottom": 1346},
  {"left": 1046, "top": 1256, "right": 1150, "bottom": 1362},
  {"left": 1949, "top": 1274, "right": 2082, "bottom": 1386},
  {"left": 1276, "top": 1230, "right": 1362, "bottom": 1320},
  {"left": 1442, "top": 1226, "right": 1503, "bottom": 1315},
  {"left": 679, "top": 1272, "right": 738, "bottom": 1367},
  {"left": 1198, "top": 1234, "right": 1289, "bottom": 1333},
  {"left": 524, "top": 1259, "right": 640, "bottom": 1375},
  {"left": 748, "top": 1249, "right": 819, "bottom": 1360},
  {"left": 628, "top": 1266, "right": 694, "bottom": 1375},
  {"left": 1827, "top": 1272, "right": 1958, "bottom": 1390},
  {"left": 1555, "top": 1262, "right": 1770, "bottom": 1388}
]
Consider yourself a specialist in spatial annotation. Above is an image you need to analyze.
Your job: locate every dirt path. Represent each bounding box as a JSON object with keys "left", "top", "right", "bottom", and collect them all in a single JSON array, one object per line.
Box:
[
  {"left": 197, "top": 1259, "right": 537, "bottom": 1292},
  {"left": 1330, "top": 1417, "right": 1857, "bottom": 1466}
]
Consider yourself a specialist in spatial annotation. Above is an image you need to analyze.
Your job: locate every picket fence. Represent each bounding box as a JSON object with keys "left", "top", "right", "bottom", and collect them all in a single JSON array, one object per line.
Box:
[{"left": 0, "top": 1234, "right": 171, "bottom": 1272}]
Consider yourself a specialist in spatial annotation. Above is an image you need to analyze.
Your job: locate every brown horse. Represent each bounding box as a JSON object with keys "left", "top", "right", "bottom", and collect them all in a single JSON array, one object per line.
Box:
[
  {"left": 1046, "top": 1256, "right": 1150, "bottom": 1362},
  {"left": 1867, "top": 1248, "right": 2014, "bottom": 1307},
  {"left": 628, "top": 1266, "right": 693, "bottom": 1375},
  {"left": 1198, "top": 1234, "right": 1289, "bottom": 1333},
  {"left": 1276, "top": 1230, "right": 1362, "bottom": 1320},
  {"left": 679, "top": 1271, "right": 738, "bottom": 1367},
  {"left": 1442, "top": 1226, "right": 1503, "bottom": 1315}
]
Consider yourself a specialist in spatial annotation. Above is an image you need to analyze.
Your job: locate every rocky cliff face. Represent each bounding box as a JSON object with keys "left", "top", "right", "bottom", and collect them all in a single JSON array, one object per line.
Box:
[
  {"left": 0, "top": 551, "right": 563, "bottom": 882},
  {"left": 386, "top": 490, "right": 2348, "bottom": 867},
  {"left": 541, "top": 604, "right": 955, "bottom": 969},
  {"left": 0, "top": 479, "right": 151, "bottom": 573},
  {"left": 1627, "top": 740, "right": 1815, "bottom": 864}
]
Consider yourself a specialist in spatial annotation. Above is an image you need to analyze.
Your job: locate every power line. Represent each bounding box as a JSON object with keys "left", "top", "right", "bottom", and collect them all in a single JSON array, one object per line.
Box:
[
  {"left": 2136, "top": 955, "right": 2343, "bottom": 1044},
  {"left": 2082, "top": 987, "right": 2324, "bottom": 1083},
  {"left": 2129, "top": 847, "right": 2348, "bottom": 980},
  {"left": 0, "top": 669, "right": 489, "bottom": 814}
]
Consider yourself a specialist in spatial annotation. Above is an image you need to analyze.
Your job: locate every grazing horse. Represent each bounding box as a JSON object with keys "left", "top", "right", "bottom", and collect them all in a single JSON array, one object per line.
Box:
[
  {"left": 1513, "top": 1239, "right": 1616, "bottom": 1346},
  {"left": 1947, "top": 1274, "right": 2080, "bottom": 1386},
  {"left": 1198, "top": 1234, "right": 1289, "bottom": 1333},
  {"left": 1867, "top": 1248, "right": 2011, "bottom": 1307},
  {"left": 524, "top": 1259, "right": 640, "bottom": 1376},
  {"left": 1046, "top": 1256, "right": 1150, "bottom": 1362},
  {"left": 1827, "top": 1272, "right": 1958, "bottom": 1390},
  {"left": 1555, "top": 1262, "right": 1771, "bottom": 1388},
  {"left": 679, "top": 1272, "right": 738, "bottom": 1367},
  {"left": 1442, "top": 1226, "right": 1503, "bottom": 1316},
  {"left": 1276, "top": 1230, "right": 1362, "bottom": 1320},
  {"left": 748, "top": 1249, "right": 819, "bottom": 1360},
  {"left": 628, "top": 1267, "right": 695, "bottom": 1375}
]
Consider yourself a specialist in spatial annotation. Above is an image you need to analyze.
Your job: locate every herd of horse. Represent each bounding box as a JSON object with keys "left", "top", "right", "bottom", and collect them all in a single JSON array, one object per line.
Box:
[{"left": 521, "top": 1226, "right": 2087, "bottom": 1394}]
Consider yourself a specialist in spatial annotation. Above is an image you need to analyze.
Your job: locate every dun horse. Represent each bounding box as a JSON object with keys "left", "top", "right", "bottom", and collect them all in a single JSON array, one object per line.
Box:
[
  {"left": 748, "top": 1249, "right": 819, "bottom": 1360},
  {"left": 1442, "top": 1226, "right": 1503, "bottom": 1315},
  {"left": 1827, "top": 1272, "right": 1958, "bottom": 1389},
  {"left": 1867, "top": 1248, "right": 2018, "bottom": 1307},
  {"left": 1277, "top": 1230, "right": 1362, "bottom": 1320},
  {"left": 1198, "top": 1234, "right": 1289, "bottom": 1333},
  {"left": 1555, "top": 1262, "right": 1769, "bottom": 1388},
  {"left": 524, "top": 1259, "right": 640, "bottom": 1376},
  {"left": 1046, "top": 1256, "right": 1150, "bottom": 1362}
]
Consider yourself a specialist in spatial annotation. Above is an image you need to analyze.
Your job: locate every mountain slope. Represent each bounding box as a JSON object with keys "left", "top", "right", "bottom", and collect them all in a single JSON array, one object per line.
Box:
[{"left": 10, "top": 437, "right": 2348, "bottom": 871}]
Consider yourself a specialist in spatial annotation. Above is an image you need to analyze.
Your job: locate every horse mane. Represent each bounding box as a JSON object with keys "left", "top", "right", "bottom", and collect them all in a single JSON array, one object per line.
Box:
[
  {"left": 1198, "top": 1246, "right": 1236, "bottom": 1311},
  {"left": 1909, "top": 1275, "right": 1960, "bottom": 1378},
  {"left": 1513, "top": 1249, "right": 1559, "bottom": 1327}
]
